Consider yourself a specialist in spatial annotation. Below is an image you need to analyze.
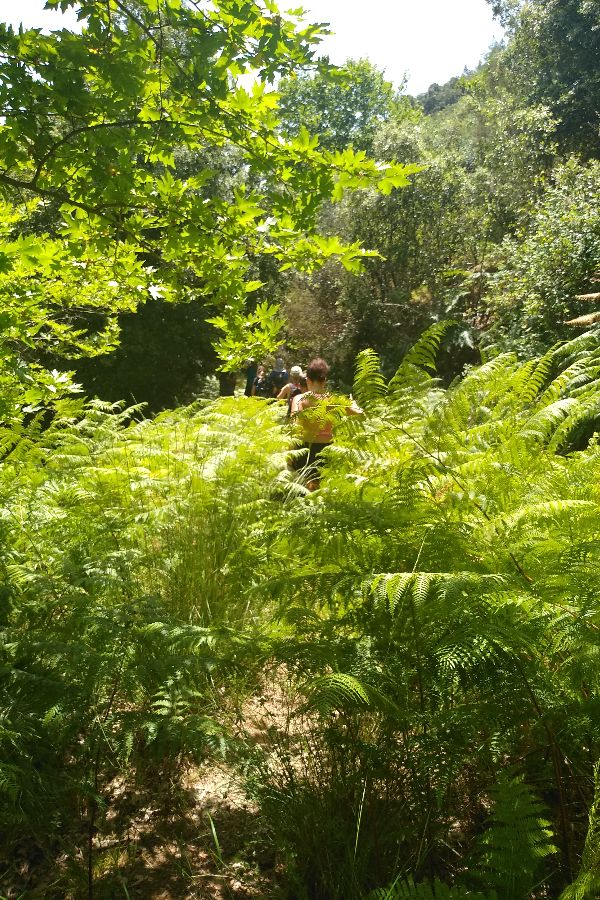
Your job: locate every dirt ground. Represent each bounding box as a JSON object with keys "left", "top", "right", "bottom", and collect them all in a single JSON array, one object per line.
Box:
[
  {"left": 1, "top": 761, "right": 284, "bottom": 899},
  {"left": 1, "top": 680, "right": 296, "bottom": 899}
]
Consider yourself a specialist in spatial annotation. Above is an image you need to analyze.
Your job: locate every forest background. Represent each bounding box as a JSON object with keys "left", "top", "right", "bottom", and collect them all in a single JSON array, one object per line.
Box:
[
  {"left": 2, "top": 1, "right": 600, "bottom": 898},
  {"left": 3, "top": 0, "right": 600, "bottom": 407}
]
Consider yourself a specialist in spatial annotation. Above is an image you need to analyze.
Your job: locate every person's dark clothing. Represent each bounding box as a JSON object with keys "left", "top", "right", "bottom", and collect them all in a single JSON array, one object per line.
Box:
[
  {"left": 244, "top": 363, "right": 258, "bottom": 397},
  {"left": 291, "top": 442, "right": 329, "bottom": 479},
  {"left": 268, "top": 368, "right": 288, "bottom": 396},
  {"left": 253, "top": 374, "right": 272, "bottom": 398}
]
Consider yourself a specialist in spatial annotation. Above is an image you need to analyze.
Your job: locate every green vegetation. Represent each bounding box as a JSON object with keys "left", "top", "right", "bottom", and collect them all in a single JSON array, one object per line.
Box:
[
  {"left": 1, "top": 0, "right": 600, "bottom": 897},
  {"left": 2, "top": 327, "right": 600, "bottom": 897},
  {"left": 0, "top": 0, "right": 416, "bottom": 420}
]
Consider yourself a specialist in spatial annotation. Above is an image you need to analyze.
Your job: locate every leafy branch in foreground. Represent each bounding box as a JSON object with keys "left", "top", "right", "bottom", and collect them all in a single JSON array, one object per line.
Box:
[{"left": 0, "top": 0, "right": 420, "bottom": 411}]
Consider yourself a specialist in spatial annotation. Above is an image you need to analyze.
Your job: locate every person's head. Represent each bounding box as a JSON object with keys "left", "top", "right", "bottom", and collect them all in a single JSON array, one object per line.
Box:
[
  {"left": 306, "top": 358, "right": 329, "bottom": 389},
  {"left": 257, "top": 364, "right": 266, "bottom": 377},
  {"left": 290, "top": 364, "right": 304, "bottom": 383},
  {"left": 274, "top": 357, "right": 285, "bottom": 372}
]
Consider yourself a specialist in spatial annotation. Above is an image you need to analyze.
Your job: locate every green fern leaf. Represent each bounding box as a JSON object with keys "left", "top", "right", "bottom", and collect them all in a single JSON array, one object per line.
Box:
[
  {"left": 369, "top": 875, "right": 495, "bottom": 898},
  {"left": 354, "top": 348, "right": 388, "bottom": 408},
  {"left": 473, "top": 773, "right": 557, "bottom": 899},
  {"left": 560, "top": 762, "right": 600, "bottom": 900},
  {"left": 301, "top": 672, "right": 371, "bottom": 714}
]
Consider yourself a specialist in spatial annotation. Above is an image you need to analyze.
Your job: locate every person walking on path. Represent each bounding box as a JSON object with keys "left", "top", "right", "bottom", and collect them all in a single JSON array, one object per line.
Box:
[
  {"left": 267, "top": 358, "right": 288, "bottom": 397},
  {"left": 251, "top": 364, "right": 272, "bottom": 398},
  {"left": 291, "top": 357, "right": 362, "bottom": 490},
  {"left": 277, "top": 365, "right": 305, "bottom": 414}
]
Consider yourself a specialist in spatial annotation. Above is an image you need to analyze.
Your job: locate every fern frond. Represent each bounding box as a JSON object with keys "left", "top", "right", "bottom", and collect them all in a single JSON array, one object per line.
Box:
[
  {"left": 388, "top": 322, "right": 455, "bottom": 402},
  {"left": 518, "top": 397, "right": 578, "bottom": 442},
  {"left": 354, "top": 348, "right": 388, "bottom": 408},
  {"left": 301, "top": 673, "right": 371, "bottom": 714},
  {"left": 400, "top": 321, "right": 457, "bottom": 373},
  {"left": 369, "top": 573, "right": 509, "bottom": 616},
  {"left": 369, "top": 875, "right": 495, "bottom": 899},
  {"left": 560, "top": 762, "right": 600, "bottom": 900},
  {"left": 507, "top": 352, "right": 554, "bottom": 408},
  {"left": 478, "top": 499, "right": 596, "bottom": 544},
  {"left": 473, "top": 772, "right": 557, "bottom": 899},
  {"left": 547, "top": 398, "right": 600, "bottom": 451}
]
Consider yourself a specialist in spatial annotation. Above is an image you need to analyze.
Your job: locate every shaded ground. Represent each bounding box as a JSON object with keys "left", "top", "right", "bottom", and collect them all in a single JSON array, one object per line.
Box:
[
  {"left": 0, "top": 762, "right": 284, "bottom": 900},
  {"left": 0, "top": 675, "right": 297, "bottom": 899}
]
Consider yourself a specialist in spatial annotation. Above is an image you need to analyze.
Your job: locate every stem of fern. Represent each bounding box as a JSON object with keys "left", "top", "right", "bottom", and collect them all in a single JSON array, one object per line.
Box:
[
  {"left": 87, "top": 621, "right": 131, "bottom": 899},
  {"left": 408, "top": 540, "right": 435, "bottom": 876},
  {"left": 514, "top": 656, "right": 574, "bottom": 880}
]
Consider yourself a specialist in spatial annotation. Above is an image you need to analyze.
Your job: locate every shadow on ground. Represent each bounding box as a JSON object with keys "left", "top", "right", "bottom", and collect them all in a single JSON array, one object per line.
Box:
[{"left": 0, "top": 764, "right": 283, "bottom": 900}]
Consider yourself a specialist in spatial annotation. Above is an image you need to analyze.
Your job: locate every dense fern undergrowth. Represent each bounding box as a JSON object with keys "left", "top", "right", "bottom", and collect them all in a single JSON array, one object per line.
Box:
[{"left": 2, "top": 326, "right": 600, "bottom": 899}]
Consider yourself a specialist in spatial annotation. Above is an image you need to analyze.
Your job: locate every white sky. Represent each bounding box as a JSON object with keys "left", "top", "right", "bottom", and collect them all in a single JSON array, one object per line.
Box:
[
  {"left": 304, "top": 0, "right": 504, "bottom": 93},
  {"left": 1, "top": 0, "right": 504, "bottom": 94},
  {"left": 1, "top": 0, "right": 80, "bottom": 32}
]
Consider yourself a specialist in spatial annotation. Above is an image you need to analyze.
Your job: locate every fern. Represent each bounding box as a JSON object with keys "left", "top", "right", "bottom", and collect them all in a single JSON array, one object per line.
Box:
[
  {"left": 403, "top": 321, "right": 457, "bottom": 371},
  {"left": 3, "top": 328, "right": 600, "bottom": 897},
  {"left": 473, "top": 773, "right": 558, "bottom": 899},
  {"left": 354, "top": 348, "right": 389, "bottom": 408},
  {"left": 301, "top": 672, "right": 371, "bottom": 713},
  {"left": 369, "top": 876, "right": 495, "bottom": 899},
  {"left": 560, "top": 763, "right": 600, "bottom": 900}
]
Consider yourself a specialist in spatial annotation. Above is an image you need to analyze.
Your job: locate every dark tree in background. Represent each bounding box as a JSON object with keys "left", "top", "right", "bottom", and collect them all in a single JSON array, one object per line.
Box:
[
  {"left": 73, "top": 298, "right": 218, "bottom": 412},
  {"left": 417, "top": 74, "right": 466, "bottom": 115}
]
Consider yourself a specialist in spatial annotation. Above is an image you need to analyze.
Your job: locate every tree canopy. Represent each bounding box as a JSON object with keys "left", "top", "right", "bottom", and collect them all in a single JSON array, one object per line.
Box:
[
  {"left": 490, "top": 0, "right": 600, "bottom": 156},
  {"left": 278, "top": 58, "right": 418, "bottom": 154},
  {"left": 0, "top": 0, "right": 417, "bottom": 418}
]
